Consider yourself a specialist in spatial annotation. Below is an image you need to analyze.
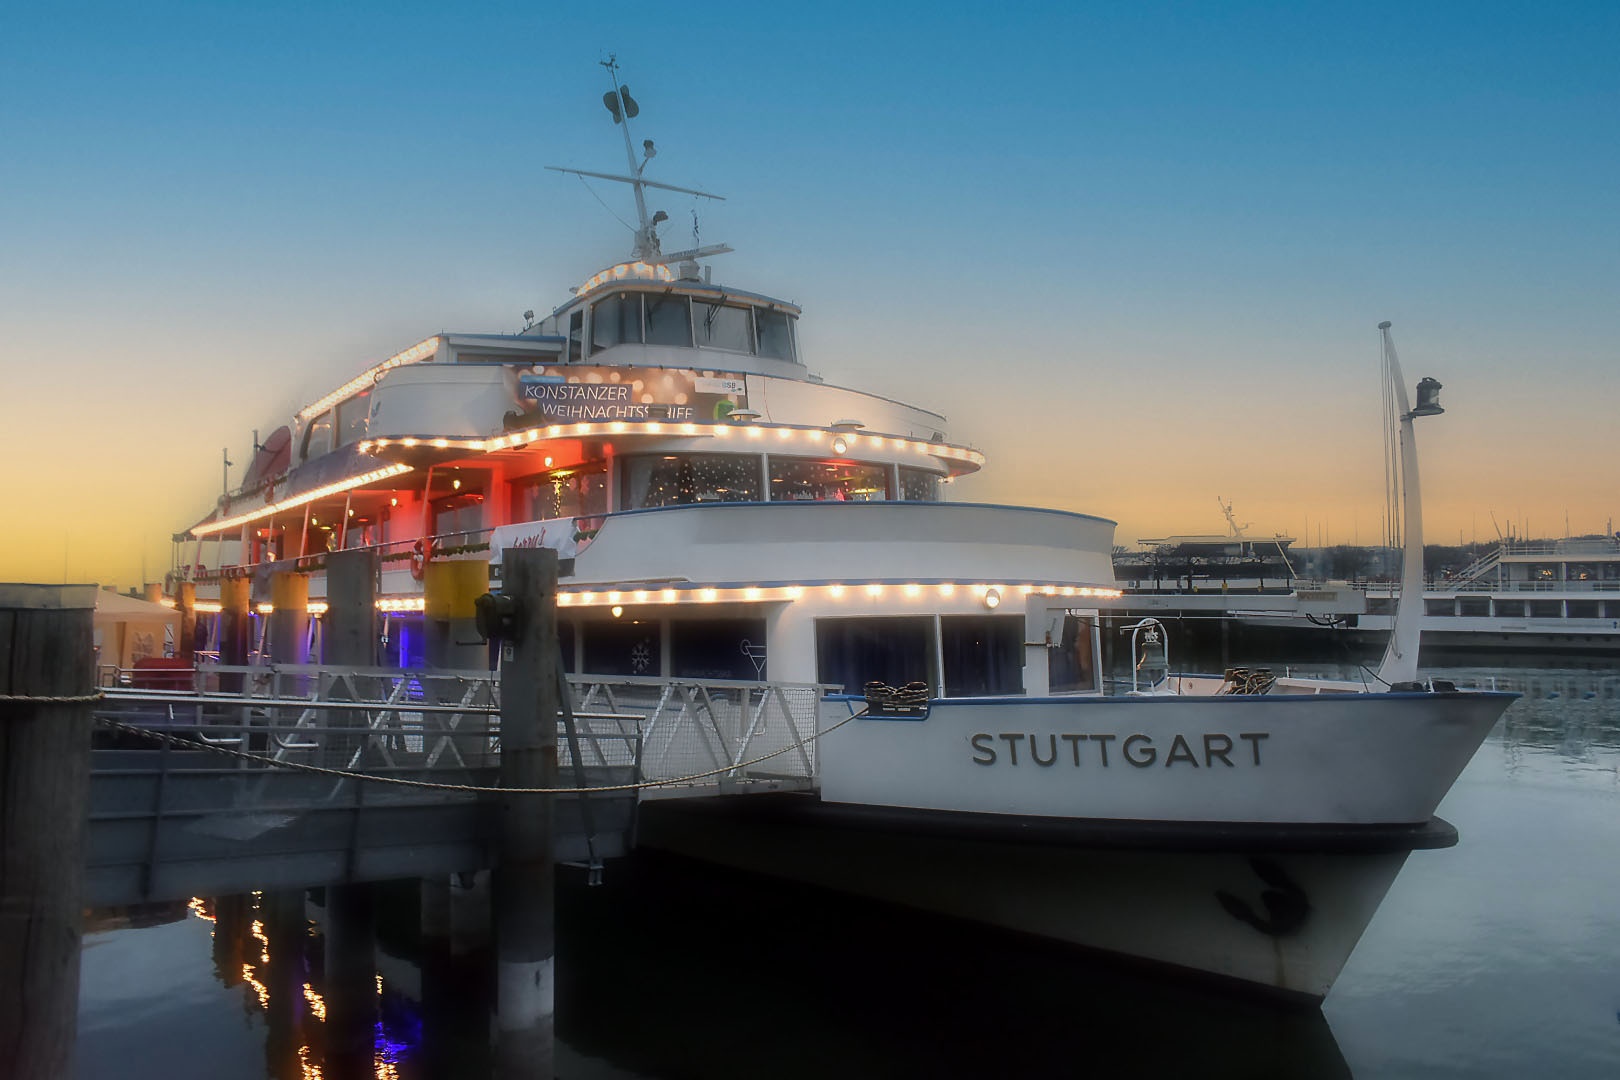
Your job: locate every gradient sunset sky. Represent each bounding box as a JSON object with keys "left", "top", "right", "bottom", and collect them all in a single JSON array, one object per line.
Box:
[{"left": 3, "top": 1, "right": 1616, "bottom": 586}]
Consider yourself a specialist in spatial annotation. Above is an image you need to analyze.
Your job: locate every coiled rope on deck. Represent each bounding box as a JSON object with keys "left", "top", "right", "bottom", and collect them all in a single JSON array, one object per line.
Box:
[{"left": 91, "top": 706, "right": 869, "bottom": 795}]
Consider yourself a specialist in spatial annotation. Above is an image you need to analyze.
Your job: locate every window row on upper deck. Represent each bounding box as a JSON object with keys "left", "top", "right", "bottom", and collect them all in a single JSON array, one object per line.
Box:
[{"left": 580, "top": 291, "right": 797, "bottom": 363}]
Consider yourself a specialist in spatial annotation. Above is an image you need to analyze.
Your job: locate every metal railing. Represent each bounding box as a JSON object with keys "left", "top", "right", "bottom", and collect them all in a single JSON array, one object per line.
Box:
[
  {"left": 96, "top": 664, "right": 829, "bottom": 796},
  {"left": 565, "top": 673, "right": 827, "bottom": 795}
]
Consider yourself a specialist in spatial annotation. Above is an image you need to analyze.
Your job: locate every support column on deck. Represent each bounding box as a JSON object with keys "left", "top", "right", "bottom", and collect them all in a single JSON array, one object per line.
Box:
[
  {"left": 0, "top": 585, "right": 96, "bottom": 1080},
  {"left": 175, "top": 580, "right": 197, "bottom": 667},
  {"left": 219, "top": 577, "right": 251, "bottom": 691}
]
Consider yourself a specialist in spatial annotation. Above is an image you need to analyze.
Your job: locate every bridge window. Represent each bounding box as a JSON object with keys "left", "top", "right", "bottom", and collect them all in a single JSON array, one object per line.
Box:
[
  {"left": 754, "top": 308, "right": 794, "bottom": 361},
  {"left": 897, "top": 467, "right": 941, "bottom": 502},
  {"left": 940, "top": 615, "right": 1023, "bottom": 697},
  {"left": 695, "top": 300, "right": 753, "bottom": 353},
  {"left": 301, "top": 411, "right": 333, "bottom": 461},
  {"left": 567, "top": 310, "right": 584, "bottom": 362},
  {"left": 336, "top": 391, "right": 370, "bottom": 447},
  {"left": 521, "top": 465, "right": 609, "bottom": 520},
  {"left": 768, "top": 458, "right": 888, "bottom": 502},
  {"left": 644, "top": 292, "right": 692, "bottom": 347},
  {"left": 815, "top": 616, "right": 935, "bottom": 696},
  {"left": 590, "top": 292, "right": 642, "bottom": 352},
  {"left": 671, "top": 617, "right": 767, "bottom": 681},
  {"left": 624, "top": 453, "right": 761, "bottom": 508},
  {"left": 1047, "top": 614, "right": 1098, "bottom": 694}
]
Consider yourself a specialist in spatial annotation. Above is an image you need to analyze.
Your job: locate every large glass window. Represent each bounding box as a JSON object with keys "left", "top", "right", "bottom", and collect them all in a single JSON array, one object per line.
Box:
[
  {"left": 754, "top": 309, "right": 794, "bottom": 361},
  {"left": 695, "top": 300, "right": 753, "bottom": 353},
  {"left": 769, "top": 458, "right": 888, "bottom": 502},
  {"left": 1047, "top": 615, "right": 1097, "bottom": 694},
  {"left": 670, "top": 618, "right": 768, "bottom": 681},
  {"left": 623, "top": 454, "right": 761, "bottom": 508},
  {"left": 897, "top": 467, "right": 941, "bottom": 502},
  {"left": 336, "top": 391, "right": 370, "bottom": 447},
  {"left": 644, "top": 292, "right": 692, "bottom": 347},
  {"left": 816, "top": 616, "right": 935, "bottom": 696},
  {"left": 940, "top": 616, "right": 1023, "bottom": 697},
  {"left": 581, "top": 618, "right": 660, "bottom": 677},
  {"left": 590, "top": 292, "right": 642, "bottom": 352},
  {"left": 522, "top": 466, "right": 608, "bottom": 520},
  {"left": 432, "top": 497, "right": 483, "bottom": 543}
]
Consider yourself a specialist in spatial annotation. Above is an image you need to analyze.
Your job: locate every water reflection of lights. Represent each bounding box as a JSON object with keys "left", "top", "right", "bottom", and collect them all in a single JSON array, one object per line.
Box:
[
  {"left": 250, "top": 919, "right": 271, "bottom": 964},
  {"left": 186, "top": 897, "right": 216, "bottom": 923},
  {"left": 241, "top": 964, "right": 270, "bottom": 1008},
  {"left": 297, "top": 1044, "right": 323, "bottom": 1080},
  {"left": 302, "top": 983, "right": 328, "bottom": 1021}
]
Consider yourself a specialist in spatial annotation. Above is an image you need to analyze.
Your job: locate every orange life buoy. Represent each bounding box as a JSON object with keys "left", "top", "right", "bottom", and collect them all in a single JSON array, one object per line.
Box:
[{"left": 410, "top": 538, "right": 436, "bottom": 581}]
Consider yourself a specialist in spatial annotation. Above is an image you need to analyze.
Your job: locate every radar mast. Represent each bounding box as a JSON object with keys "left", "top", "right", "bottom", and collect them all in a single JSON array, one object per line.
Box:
[{"left": 546, "top": 57, "right": 735, "bottom": 273}]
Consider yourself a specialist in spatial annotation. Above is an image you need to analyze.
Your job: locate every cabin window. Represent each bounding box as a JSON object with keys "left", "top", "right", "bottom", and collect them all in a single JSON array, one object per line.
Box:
[
  {"left": 1367, "top": 597, "right": 1397, "bottom": 616},
  {"left": 1529, "top": 600, "right": 1562, "bottom": 618},
  {"left": 644, "top": 292, "right": 692, "bottom": 347},
  {"left": 301, "top": 411, "right": 334, "bottom": 461},
  {"left": 1424, "top": 599, "right": 1455, "bottom": 616},
  {"left": 940, "top": 615, "right": 1023, "bottom": 697},
  {"left": 768, "top": 458, "right": 888, "bottom": 502},
  {"left": 1457, "top": 597, "right": 1490, "bottom": 617},
  {"left": 695, "top": 300, "right": 753, "bottom": 353},
  {"left": 590, "top": 292, "right": 642, "bottom": 352},
  {"left": 521, "top": 465, "right": 608, "bottom": 520},
  {"left": 815, "top": 616, "right": 936, "bottom": 696},
  {"left": 670, "top": 617, "right": 768, "bottom": 681},
  {"left": 581, "top": 617, "right": 661, "bottom": 677},
  {"left": 1047, "top": 615, "right": 1098, "bottom": 694},
  {"left": 1494, "top": 599, "right": 1524, "bottom": 618},
  {"left": 336, "top": 391, "right": 370, "bottom": 447},
  {"left": 754, "top": 309, "right": 794, "bottom": 361},
  {"left": 623, "top": 453, "right": 761, "bottom": 508},
  {"left": 1567, "top": 600, "right": 1600, "bottom": 618},
  {"left": 897, "top": 467, "right": 942, "bottom": 502}
]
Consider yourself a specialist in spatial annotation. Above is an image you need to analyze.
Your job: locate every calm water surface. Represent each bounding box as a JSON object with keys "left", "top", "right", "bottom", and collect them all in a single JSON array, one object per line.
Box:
[{"left": 77, "top": 661, "right": 1620, "bottom": 1078}]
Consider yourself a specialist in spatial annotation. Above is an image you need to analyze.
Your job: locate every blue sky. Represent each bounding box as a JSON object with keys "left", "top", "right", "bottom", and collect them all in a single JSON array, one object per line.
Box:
[{"left": 2, "top": 2, "right": 1616, "bottom": 580}]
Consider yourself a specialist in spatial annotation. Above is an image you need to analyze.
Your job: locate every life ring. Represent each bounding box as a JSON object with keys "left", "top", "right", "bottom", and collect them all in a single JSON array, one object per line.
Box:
[{"left": 410, "top": 538, "right": 436, "bottom": 581}]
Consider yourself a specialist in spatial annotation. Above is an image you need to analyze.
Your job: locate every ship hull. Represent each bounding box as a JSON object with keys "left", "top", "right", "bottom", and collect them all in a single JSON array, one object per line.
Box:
[{"left": 638, "top": 795, "right": 1449, "bottom": 1000}]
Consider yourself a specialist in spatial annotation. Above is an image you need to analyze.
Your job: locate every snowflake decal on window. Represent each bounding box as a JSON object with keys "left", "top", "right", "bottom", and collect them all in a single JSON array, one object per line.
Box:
[{"left": 631, "top": 640, "right": 653, "bottom": 674}]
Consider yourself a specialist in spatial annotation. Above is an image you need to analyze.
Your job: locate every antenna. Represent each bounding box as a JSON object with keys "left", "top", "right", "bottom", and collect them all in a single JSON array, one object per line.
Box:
[
  {"left": 222, "top": 447, "right": 233, "bottom": 496},
  {"left": 1217, "top": 496, "right": 1250, "bottom": 538},
  {"left": 546, "top": 59, "right": 735, "bottom": 267}
]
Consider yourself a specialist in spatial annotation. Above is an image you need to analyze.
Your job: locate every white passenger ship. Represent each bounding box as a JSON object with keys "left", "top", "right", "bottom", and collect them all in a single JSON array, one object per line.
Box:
[{"left": 172, "top": 70, "right": 1514, "bottom": 1001}]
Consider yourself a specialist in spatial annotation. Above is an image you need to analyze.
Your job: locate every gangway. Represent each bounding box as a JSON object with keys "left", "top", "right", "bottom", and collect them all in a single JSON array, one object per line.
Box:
[{"left": 87, "top": 664, "right": 830, "bottom": 907}]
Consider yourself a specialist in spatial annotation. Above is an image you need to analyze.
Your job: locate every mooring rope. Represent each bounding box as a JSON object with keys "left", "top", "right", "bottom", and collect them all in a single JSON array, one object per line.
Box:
[
  {"left": 0, "top": 690, "right": 106, "bottom": 703},
  {"left": 91, "top": 706, "right": 868, "bottom": 795}
]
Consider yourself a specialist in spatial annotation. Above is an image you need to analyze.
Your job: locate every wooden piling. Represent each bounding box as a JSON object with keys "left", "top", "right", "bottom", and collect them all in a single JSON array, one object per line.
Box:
[
  {"left": 494, "top": 547, "right": 559, "bottom": 1080},
  {"left": 267, "top": 571, "right": 309, "bottom": 666},
  {"left": 320, "top": 549, "right": 380, "bottom": 1078},
  {"left": 0, "top": 584, "right": 97, "bottom": 1080}
]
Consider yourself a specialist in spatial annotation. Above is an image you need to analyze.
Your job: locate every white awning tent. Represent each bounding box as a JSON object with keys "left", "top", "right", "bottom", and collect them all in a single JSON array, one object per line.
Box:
[{"left": 94, "top": 589, "right": 178, "bottom": 669}]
